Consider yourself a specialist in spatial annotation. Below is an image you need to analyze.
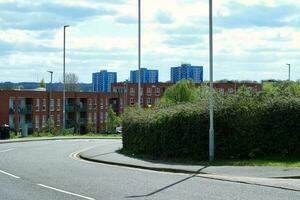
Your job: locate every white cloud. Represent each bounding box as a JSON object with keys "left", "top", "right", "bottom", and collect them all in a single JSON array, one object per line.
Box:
[{"left": 1, "top": 0, "right": 300, "bottom": 83}]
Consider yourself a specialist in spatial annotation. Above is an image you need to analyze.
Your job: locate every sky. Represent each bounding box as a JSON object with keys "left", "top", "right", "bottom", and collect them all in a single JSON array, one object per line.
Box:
[{"left": 0, "top": 0, "right": 300, "bottom": 83}]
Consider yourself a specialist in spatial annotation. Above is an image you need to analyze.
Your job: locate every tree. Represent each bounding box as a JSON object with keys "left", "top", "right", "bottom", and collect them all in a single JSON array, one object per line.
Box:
[
  {"left": 65, "top": 73, "right": 80, "bottom": 92},
  {"left": 107, "top": 106, "right": 121, "bottom": 133},
  {"left": 161, "top": 80, "right": 199, "bottom": 104},
  {"left": 39, "top": 79, "right": 46, "bottom": 88}
]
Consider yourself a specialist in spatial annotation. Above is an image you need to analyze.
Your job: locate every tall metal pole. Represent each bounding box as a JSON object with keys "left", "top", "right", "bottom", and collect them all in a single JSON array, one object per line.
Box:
[
  {"left": 138, "top": 0, "right": 141, "bottom": 110},
  {"left": 286, "top": 63, "right": 291, "bottom": 81},
  {"left": 209, "top": 0, "right": 215, "bottom": 162},
  {"left": 63, "top": 25, "right": 70, "bottom": 130},
  {"left": 47, "top": 71, "right": 53, "bottom": 133}
]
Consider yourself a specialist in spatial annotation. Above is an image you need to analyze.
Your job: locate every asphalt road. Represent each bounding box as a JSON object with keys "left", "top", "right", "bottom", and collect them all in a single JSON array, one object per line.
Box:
[{"left": 0, "top": 139, "right": 299, "bottom": 200}]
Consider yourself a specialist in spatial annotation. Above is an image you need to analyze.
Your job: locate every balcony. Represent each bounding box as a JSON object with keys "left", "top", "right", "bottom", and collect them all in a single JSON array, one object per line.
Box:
[
  {"left": 66, "top": 119, "right": 76, "bottom": 129},
  {"left": 19, "top": 123, "right": 33, "bottom": 129},
  {"left": 76, "top": 104, "right": 87, "bottom": 112},
  {"left": 18, "top": 105, "right": 32, "bottom": 114},
  {"left": 78, "top": 118, "right": 87, "bottom": 126},
  {"left": 9, "top": 108, "right": 15, "bottom": 114},
  {"left": 66, "top": 104, "right": 75, "bottom": 112}
]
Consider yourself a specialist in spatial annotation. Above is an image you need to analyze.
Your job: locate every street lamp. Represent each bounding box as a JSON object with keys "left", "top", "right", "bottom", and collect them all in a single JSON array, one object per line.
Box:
[
  {"left": 63, "top": 25, "right": 70, "bottom": 130},
  {"left": 208, "top": 0, "right": 215, "bottom": 162},
  {"left": 138, "top": 0, "right": 141, "bottom": 110},
  {"left": 47, "top": 70, "right": 53, "bottom": 133},
  {"left": 286, "top": 63, "right": 291, "bottom": 81}
]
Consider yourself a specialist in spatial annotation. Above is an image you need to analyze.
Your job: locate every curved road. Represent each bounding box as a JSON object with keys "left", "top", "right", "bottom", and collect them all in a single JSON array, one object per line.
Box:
[{"left": 0, "top": 139, "right": 299, "bottom": 200}]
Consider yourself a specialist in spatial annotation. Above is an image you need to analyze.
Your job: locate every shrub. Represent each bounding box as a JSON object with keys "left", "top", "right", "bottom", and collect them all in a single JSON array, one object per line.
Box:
[{"left": 122, "top": 95, "right": 300, "bottom": 160}]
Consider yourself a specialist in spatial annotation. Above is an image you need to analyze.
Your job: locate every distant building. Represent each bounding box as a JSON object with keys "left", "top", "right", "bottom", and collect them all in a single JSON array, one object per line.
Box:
[
  {"left": 171, "top": 63, "right": 203, "bottom": 83},
  {"left": 130, "top": 68, "right": 159, "bottom": 84},
  {"left": 92, "top": 70, "right": 117, "bottom": 93}
]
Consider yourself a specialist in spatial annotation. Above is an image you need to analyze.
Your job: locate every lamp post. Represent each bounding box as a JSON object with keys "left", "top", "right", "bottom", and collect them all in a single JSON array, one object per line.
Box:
[
  {"left": 124, "top": 79, "right": 128, "bottom": 108},
  {"left": 47, "top": 71, "right": 53, "bottom": 133},
  {"left": 286, "top": 63, "right": 291, "bottom": 81},
  {"left": 209, "top": 0, "right": 215, "bottom": 162},
  {"left": 63, "top": 25, "right": 70, "bottom": 130},
  {"left": 138, "top": 0, "right": 141, "bottom": 110}
]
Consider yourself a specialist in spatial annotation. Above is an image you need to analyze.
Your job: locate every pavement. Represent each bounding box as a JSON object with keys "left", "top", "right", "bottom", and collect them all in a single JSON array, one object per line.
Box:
[{"left": 78, "top": 140, "right": 300, "bottom": 179}]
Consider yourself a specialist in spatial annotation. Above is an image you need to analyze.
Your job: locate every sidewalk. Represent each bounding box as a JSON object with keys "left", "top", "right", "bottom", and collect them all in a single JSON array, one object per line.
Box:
[
  {"left": 79, "top": 141, "right": 300, "bottom": 179},
  {"left": 79, "top": 141, "right": 300, "bottom": 191}
]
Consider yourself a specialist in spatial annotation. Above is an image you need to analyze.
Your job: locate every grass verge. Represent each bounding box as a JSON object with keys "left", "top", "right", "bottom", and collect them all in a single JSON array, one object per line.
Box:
[{"left": 119, "top": 149, "right": 300, "bottom": 167}]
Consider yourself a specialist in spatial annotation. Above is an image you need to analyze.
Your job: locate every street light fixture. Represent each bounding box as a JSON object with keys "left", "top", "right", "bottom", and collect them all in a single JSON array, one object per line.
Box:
[
  {"left": 63, "top": 25, "right": 70, "bottom": 131},
  {"left": 209, "top": 0, "right": 215, "bottom": 162},
  {"left": 286, "top": 63, "right": 291, "bottom": 81},
  {"left": 47, "top": 70, "right": 53, "bottom": 133}
]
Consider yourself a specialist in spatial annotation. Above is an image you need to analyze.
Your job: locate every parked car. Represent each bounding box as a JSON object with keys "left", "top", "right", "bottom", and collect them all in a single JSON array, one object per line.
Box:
[{"left": 115, "top": 126, "right": 122, "bottom": 133}]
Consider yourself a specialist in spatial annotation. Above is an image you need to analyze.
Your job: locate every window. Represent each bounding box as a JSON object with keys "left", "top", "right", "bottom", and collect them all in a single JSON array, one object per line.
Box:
[
  {"left": 93, "top": 99, "right": 97, "bottom": 108},
  {"left": 147, "top": 88, "right": 152, "bottom": 96},
  {"left": 228, "top": 88, "right": 234, "bottom": 94},
  {"left": 155, "top": 88, "right": 160, "bottom": 96},
  {"left": 57, "top": 99, "right": 61, "bottom": 111},
  {"left": 120, "top": 98, "right": 123, "bottom": 106},
  {"left": 36, "top": 99, "right": 40, "bottom": 111},
  {"left": 42, "top": 99, "right": 46, "bottom": 111},
  {"left": 93, "top": 113, "right": 97, "bottom": 123},
  {"left": 105, "top": 112, "right": 108, "bottom": 122},
  {"left": 130, "top": 98, "right": 134, "bottom": 106},
  {"left": 56, "top": 114, "right": 60, "bottom": 126},
  {"left": 155, "top": 98, "right": 160, "bottom": 105},
  {"left": 35, "top": 115, "right": 39, "bottom": 129},
  {"left": 50, "top": 99, "right": 54, "bottom": 111},
  {"left": 100, "top": 112, "right": 103, "bottom": 123},
  {"left": 100, "top": 98, "right": 103, "bottom": 106},
  {"left": 140, "top": 97, "right": 143, "bottom": 105},
  {"left": 130, "top": 88, "right": 135, "bottom": 96},
  {"left": 88, "top": 99, "right": 92, "bottom": 109},
  {"left": 42, "top": 115, "right": 46, "bottom": 128},
  {"left": 88, "top": 113, "right": 92, "bottom": 123},
  {"left": 147, "top": 98, "right": 152, "bottom": 105},
  {"left": 9, "top": 97, "right": 15, "bottom": 114},
  {"left": 218, "top": 88, "right": 224, "bottom": 96}
]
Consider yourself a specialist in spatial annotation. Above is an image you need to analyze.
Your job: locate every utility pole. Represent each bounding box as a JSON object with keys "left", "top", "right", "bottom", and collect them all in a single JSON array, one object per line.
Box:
[
  {"left": 209, "top": 0, "right": 215, "bottom": 162},
  {"left": 63, "top": 25, "right": 70, "bottom": 130}
]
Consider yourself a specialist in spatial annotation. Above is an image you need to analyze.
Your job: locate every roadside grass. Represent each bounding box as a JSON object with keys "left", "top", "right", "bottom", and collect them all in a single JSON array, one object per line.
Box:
[{"left": 119, "top": 149, "right": 300, "bottom": 167}]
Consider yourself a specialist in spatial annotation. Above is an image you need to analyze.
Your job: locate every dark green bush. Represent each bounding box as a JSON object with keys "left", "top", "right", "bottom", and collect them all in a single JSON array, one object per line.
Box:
[{"left": 122, "top": 95, "right": 300, "bottom": 160}]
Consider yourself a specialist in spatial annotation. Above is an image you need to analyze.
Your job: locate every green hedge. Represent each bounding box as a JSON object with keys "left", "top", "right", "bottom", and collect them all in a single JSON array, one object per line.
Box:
[{"left": 122, "top": 96, "right": 300, "bottom": 160}]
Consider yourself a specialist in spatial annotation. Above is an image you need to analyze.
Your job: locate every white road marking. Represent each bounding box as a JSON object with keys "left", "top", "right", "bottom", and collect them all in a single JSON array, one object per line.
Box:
[
  {"left": 37, "top": 184, "right": 95, "bottom": 200},
  {"left": 0, "top": 169, "right": 20, "bottom": 179},
  {"left": 0, "top": 148, "right": 14, "bottom": 153}
]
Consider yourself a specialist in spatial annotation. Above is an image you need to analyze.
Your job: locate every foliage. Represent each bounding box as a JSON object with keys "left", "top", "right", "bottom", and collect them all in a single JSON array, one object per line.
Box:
[
  {"left": 107, "top": 106, "right": 121, "bottom": 133},
  {"left": 161, "top": 80, "right": 199, "bottom": 105},
  {"left": 65, "top": 73, "right": 80, "bottom": 92},
  {"left": 39, "top": 79, "right": 46, "bottom": 88},
  {"left": 122, "top": 93, "right": 300, "bottom": 160},
  {"left": 262, "top": 81, "right": 300, "bottom": 96}
]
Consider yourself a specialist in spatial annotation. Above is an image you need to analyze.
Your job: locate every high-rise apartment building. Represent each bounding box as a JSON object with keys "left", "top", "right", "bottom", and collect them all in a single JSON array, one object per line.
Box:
[
  {"left": 171, "top": 64, "right": 203, "bottom": 83},
  {"left": 92, "top": 70, "right": 117, "bottom": 93},
  {"left": 130, "top": 68, "right": 159, "bottom": 84}
]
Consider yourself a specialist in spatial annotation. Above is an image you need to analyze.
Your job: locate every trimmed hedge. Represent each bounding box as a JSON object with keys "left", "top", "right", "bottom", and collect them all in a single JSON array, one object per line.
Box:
[{"left": 122, "top": 96, "right": 300, "bottom": 160}]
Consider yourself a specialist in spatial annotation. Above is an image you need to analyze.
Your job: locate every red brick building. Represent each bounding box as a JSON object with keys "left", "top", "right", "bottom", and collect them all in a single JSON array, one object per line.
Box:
[{"left": 0, "top": 82, "right": 261, "bottom": 134}]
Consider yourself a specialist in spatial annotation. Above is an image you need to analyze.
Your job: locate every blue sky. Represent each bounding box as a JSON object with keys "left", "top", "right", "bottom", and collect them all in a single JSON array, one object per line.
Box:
[{"left": 0, "top": 0, "right": 299, "bottom": 83}]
